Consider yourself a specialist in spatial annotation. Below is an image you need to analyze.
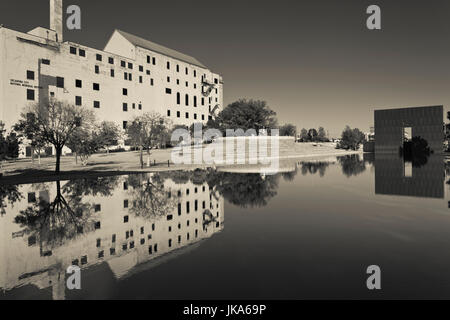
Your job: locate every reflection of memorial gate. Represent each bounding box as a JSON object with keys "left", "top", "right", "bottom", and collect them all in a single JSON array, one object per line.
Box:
[{"left": 375, "top": 155, "right": 444, "bottom": 199}]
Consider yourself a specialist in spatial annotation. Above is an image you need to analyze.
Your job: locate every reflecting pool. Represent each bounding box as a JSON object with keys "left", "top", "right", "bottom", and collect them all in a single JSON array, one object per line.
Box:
[{"left": 1, "top": 154, "right": 449, "bottom": 299}]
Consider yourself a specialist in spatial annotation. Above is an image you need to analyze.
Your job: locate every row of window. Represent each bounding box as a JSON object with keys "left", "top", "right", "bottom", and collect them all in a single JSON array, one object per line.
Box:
[{"left": 166, "top": 110, "right": 211, "bottom": 121}]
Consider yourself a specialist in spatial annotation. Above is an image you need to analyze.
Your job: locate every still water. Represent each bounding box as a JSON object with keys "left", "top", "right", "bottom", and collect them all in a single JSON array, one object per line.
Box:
[{"left": 0, "top": 154, "right": 449, "bottom": 300}]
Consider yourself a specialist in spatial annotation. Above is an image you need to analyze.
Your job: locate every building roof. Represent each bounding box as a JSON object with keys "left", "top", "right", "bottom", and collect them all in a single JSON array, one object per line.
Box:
[{"left": 115, "top": 29, "right": 207, "bottom": 69}]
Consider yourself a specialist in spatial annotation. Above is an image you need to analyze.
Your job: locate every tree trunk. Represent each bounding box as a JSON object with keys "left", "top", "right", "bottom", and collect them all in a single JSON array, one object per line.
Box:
[
  {"left": 106, "top": 146, "right": 109, "bottom": 154},
  {"left": 140, "top": 146, "right": 144, "bottom": 169},
  {"left": 55, "top": 146, "right": 62, "bottom": 174},
  {"left": 31, "top": 145, "right": 35, "bottom": 164},
  {"left": 75, "top": 152, "right": 78, "bottom": 165},
  {"left": 38, "top": 150, "right": 41, "bottom": 165}
]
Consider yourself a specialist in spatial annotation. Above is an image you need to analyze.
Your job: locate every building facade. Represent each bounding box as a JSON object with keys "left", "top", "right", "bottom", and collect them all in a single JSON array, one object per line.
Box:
[
  {"left": 374, "top": 106, "right": 444, "bottom": 154},
  {"left": 0, "top": 0, "right": 223, "bottom": 155}
]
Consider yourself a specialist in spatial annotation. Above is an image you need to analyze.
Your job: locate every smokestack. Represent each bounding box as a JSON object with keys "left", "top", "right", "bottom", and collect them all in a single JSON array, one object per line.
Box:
[{"left": 50, "top": 0, "right": 63, "bottom": 42}]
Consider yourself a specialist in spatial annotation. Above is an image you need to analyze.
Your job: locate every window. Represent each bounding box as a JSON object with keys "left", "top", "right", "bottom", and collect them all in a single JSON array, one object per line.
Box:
[
  {"left": 185, "top": 67, "right": 188, "bottom": 75},
  {"left": 75, "top": 79, "right": 82, "bottom": 88},
  {"left": 109, "top": 57, "right": 114, "bottom": 64},
  {"left": 186, "top": 112, "right": 189, "bottom": 119},
  {"left": 166, "top": 88, "right": 172, "bottom": 94},
  {"left": 93, "top": 83, "right": 100, "bottom": 91},
  {"left": 202, "top": 98, "right": 205, "bottom": 106},
  {"left": 95, "top": 65, "right": 99, "bottom": 74},
  {"left": 167, "top": 61, "right": 170, "bottom": 69},
  {"left": 70, "top": 46, "right": 77, "bottom": 54},
  {"left": 56, "top": 77, "right": 64, "bottom": 88},
  {"left": 185, "top": 81, "right": 188, "bottom": 87},
  {"left": 167, "top": 110, "right": 171, "bottom": 117},
  {"left": 139, "top": 65, "right": 143, "bottom": 72},
  {"left": 120, "top": 61, "right": 126, "bottom": 68},
  {"left": 194, "top": 70, "right": 197, "bottom": 77},
  {"left": 124, "top": 200, "right": 129, "bottom": 208},
  {"left": 176, "top": 65, "right": 179, "bottom": 72},
  {"left": 132, "top": 103, "right": 136, "bottom": 109},
  {"left": 93, "top": 101, "right": 100, "bottom": 108},
  {"left": 128, "top": 62, "right": 133, "bottom": 69},
  {"left": 41, "top": 59, "right": 50, "bottom": 65},
  {"left": 146, "top": 70, "right": 150, "bottom": 75},
  {"left": 96, "top": 54, "right": 102, "bottom": 61},
  {"left": 124, "top": 216, "right": 129, "bottom": 223},
  {"left": 194, "top": 114, "right": 197, "bottom": 120},
  {"left": 177, "top": 93, "right": 180, "bottom": 105},
  {"left": 79, "top": 49, "right": 85, "bottom": 57},
  {"left": 202, "top": 115, "right": 205, "bottom": 121},
  {"left": 129, "top": 73, "right": 132, "bottom": 81},
  {"left": 139, "top": 76, "right": 143, "bottom": 83},
  {"left": 138, "top": 104, "right": 142, "bottom": 110},
  {"left": 177, "top": 111, "right": 180, "bottom": 118},
  {"left": 27, "top": 70, "right": 35, "bottom": 80},
  {"left": 123, "top": 88, "right": 128, "bottom": 96},
  {"left": 111, "top": 69, "right": 115, "bottom": 77},
  {"left": 124, "top": 72, "right": 128, "bottom": 80},
  {"left": 152, "top": 57, "right": 156, "bottom": 65},
  {"left": 194, "top": 96, "right": 197, "bottom": 107},
  {"left": 123, "top": 103, "right": 128, "bottom": 112},
  {"left": 123, "top": 121, "right": 128, "bottom": 130},
  {"left": 167, "top": 77, "right": 170, "bottom": 83},
  {"left": 185, "top": 94, "right": 189, "bottom": 106},
  {"left": 150, "top": 79, "right": 154, "bottom": 86},
  {"left": 75, "top": 96, "right": 82, "bottom": 106},
  {"left": 147, "top": 55, "right": 151, "bottom": 64}
]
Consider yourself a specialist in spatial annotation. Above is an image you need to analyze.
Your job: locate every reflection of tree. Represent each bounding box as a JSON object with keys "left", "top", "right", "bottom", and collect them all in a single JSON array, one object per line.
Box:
[
  {"left": 14, "top": 180, "right": 96, "bottom": 248},
  {"left": 282, "top": 168, "right": 298, "bottom": 182},
  {"left": 126, "top": 174, "right": 178, "bottom": 219},
  {"left": 300, "top": 162, "right": 329, "bottom": 177},
  {"left": 61, "top": 176, "right": 120, "bottom": 199},
  {"left": 14, "top": 176, "right": 119, "bottom": 248},
  {"left": 206, "top": 172, "right": 279, "bottom": 208},
  {"left": 0, "top": 184, "right": 23, "bottom": 216},
  {"left": 338, "top": 155, "right": 366, "bottom": 177}
]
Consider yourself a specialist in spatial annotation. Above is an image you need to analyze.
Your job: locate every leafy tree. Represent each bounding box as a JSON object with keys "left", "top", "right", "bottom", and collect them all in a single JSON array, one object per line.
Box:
[
  {"left": 127, "top": 112, "right": 171, "bottom": 168},
  {"left": 213, "top": 99, "right": 278, "bottom": 134},
  {"left": 97, "top": 121, "right": 121, "bottom": 154},
  {"left": 18, "top": 99, "right": 95, "bottom": 173},
  {"left": 279, "top": 124, "right": 297, "bottom": 137},
  {"left": 299, "top": 128, "right": 309, "bottom": 142},
  {"left": 317, "top": 127, "right": 328, "bottom": 142},
  {"left": 13, "top": 114, "right": 47, "bottom": 164},
  {"left": 339, "top": 126, "right": 366, "bottom": 150},
  {"left": 308, "top": 128, "right": 318, "bottom": 142},
  {"left": 67, "top": 128, "right": 101, "bottom": 166},
  {"left": 0, "top": 184, "right": 23, "bottom": 216}
]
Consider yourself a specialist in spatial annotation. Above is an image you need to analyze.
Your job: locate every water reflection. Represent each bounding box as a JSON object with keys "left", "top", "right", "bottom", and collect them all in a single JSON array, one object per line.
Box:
[
  {"left": 375, "top": 154, "right": 444, "bottom": 199},
  {"left": 1, "top": 154, "right": 446, "bottom": 300},
  {"left": 0, "top": 173, "right": 224, "bottom": 300}
]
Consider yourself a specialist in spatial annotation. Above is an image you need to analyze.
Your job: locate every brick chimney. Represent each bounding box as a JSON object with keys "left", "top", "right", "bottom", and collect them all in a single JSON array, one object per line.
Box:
[{"left": 50, "top": 0, "right": 63, "bottom": 42}]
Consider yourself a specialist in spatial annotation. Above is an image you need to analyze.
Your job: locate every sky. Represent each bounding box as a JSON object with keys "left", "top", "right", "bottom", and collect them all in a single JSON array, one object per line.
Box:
[{"left": 1, "top": 0, "right": 449, "bottom": 137}]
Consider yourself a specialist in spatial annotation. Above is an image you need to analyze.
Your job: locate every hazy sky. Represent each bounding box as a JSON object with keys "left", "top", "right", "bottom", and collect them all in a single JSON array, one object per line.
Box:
[{"left": 1, "top": 0, "right": 449, "bottom": 136}]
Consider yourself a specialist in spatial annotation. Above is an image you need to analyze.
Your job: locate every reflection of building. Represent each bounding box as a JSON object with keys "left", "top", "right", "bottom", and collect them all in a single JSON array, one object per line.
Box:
[
  {"left": 375, "top": 155, "right": 444, "bottom": 198},
  {"left": 0, "top": 174, "right": 224, "bottom": 300},
  {"left": 374, "top": 106, "right": 443, "bottom": 154},
  {"left": 0, "top": 0, "right": 223, "bottom": 156}
]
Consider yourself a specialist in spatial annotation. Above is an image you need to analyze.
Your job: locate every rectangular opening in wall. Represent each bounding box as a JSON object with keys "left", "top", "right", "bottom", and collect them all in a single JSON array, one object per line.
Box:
[{"left": 403, "top": 127, "right": 412, "bottom": 142}]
